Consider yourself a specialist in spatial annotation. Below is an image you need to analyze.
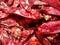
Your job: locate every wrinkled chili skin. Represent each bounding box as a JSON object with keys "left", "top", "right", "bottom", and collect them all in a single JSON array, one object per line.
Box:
[
  {"left": 0, "top": 0, "right": 60, "bottom": 45},
  {"left": 38, "top": 20, "right": 60, "bottom": 35}
]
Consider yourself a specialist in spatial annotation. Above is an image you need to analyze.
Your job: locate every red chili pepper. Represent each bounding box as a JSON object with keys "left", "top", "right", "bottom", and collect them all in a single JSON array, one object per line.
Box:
[
  {"left": 0, "top": 2, "right": 10, "bottom": 13},
  {"left": 38, "top": 21, "right": 60, "bottom": 34},
  {"left": 0, "top": 11, "right": 8, "bottom": 19},
  {"left": 12, "top": 0, "right": 19, "bottom": 7},
  {"left": 40, "top": 0, "right": 60, "bottom": 10},
  {"left": 13, "top": 8, "right": 41, "bottom": 20},
  {"left": 42, "top": 6, "right": 60, "bottom": 16},
  {"left": 24, "top": 36, "right": 42, "bottom": 45},
  {"left": 0, "top": 17, "right": 19, "bottom": 27},
  {"left": 0, "top": 0, "right": 60, "bottom": 45}
]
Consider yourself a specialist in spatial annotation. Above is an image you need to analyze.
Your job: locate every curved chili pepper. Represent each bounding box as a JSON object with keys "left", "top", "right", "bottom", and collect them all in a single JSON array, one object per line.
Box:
[
  {"left": 13, "top": 8, "right": 41, "bottom": 20},
  {"left": 39, "top": 0, "right": 60, "bottom": 10},
  {"left": 12, "top": 0, "right": 19, "bottom": 7},
  {"left": 0, "top": 11, "right": 8, "bottom": 19},
  {"left": 38, "top": 20, "right": 60, "bottom": 34},
  {"left": 0, "top": 17, "right": 20, "bottom": 27},
  {"left": 42, "top": 6, "right": 60, "bottom": 16},
  {"left": 24, "top": 36, "right": 42, "bottom": 45},
  {"left": 0, "top": 2, "right": 10, "bottom": 13},
  {"left": 0, "top": 0, "right": 60, "bottom": 45}
]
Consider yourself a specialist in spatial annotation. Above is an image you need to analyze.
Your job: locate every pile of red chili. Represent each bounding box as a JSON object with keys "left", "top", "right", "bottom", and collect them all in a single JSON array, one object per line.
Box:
[{"left": 0, "top": 0, "right": 60, "bottom": 45}]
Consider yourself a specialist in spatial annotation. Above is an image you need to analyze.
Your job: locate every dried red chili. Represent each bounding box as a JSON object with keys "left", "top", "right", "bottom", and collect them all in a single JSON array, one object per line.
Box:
[
  {"left": 0, "top": 0, "right": 60, "bottom": 45},
  {"left": 38, "top": 21, "right": 60, "bottom": 34},
  {"left": 42, "top": 6, "right": 60, "bottom": 16}
]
